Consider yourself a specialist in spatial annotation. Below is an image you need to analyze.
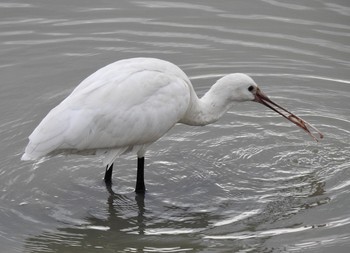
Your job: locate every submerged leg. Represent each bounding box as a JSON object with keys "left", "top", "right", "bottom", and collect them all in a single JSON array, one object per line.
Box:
[
  {"left": 135, "top": 157, "right": 146, "bottom": 193},
  {"left": 104, "top": 163, "right": 113, "bottom": 185}
]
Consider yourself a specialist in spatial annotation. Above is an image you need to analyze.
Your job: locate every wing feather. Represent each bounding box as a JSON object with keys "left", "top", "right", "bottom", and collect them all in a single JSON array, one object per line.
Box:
[{"left": 22, "top": 58, "right": 191, "bottom": 161}]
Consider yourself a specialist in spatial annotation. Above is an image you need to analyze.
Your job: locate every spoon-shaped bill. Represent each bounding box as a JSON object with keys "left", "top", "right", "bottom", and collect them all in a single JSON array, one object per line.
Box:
[{"left": 254, "top": 88, "right": 324, "bottom": 141}]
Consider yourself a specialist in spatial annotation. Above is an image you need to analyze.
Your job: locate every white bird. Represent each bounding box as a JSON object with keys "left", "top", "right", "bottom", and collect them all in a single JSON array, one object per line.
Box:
[{"left": 22, "top": 58, "right": 323, "bottom": 193}]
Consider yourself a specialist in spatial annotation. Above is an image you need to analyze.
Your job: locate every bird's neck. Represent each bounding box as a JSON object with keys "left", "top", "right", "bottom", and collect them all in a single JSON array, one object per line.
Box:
[{"left": 179, "top": 84, "right": 233, "bottom": 126}]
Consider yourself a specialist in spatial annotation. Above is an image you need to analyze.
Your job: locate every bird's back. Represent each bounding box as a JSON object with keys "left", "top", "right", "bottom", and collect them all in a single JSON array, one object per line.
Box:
[{"left": 22, "top": 58, "right": 192, "bottom": 161}]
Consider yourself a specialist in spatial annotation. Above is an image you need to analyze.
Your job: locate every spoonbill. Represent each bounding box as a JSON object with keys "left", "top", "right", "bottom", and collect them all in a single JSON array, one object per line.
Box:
[{"left": 21, "top": 58, "right": 323, "bottom": 193}]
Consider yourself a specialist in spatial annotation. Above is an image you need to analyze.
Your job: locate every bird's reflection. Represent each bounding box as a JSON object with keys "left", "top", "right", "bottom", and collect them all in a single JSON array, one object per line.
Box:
[
  {"left": 25, "top": 187, "right": 145, "bottom": 252},
  {"left": 105, "top": 183, "right": 146, "bottom": 235},
  {"left": 24, "top": 169, "right": 330, "bottom": 252},
  {"left": 24, "top": 184, "right": 200, "bottom": 252}
]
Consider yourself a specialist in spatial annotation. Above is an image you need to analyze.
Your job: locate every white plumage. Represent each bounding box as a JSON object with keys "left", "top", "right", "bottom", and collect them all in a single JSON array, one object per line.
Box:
[
  {"left": 22, "top": 57, "right": 322, "bottom": 191},
  {"left": 22, "top": 58, "right": 193, "bottom": 165}
]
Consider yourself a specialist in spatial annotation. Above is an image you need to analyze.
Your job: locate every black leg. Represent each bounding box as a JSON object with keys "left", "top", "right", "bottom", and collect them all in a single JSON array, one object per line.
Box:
[
  {"left": 135, "top": 157, "right": 146, "bottom": 194},
  {"left": 104, "top": 163, "right": 113, "bottom": 185}
]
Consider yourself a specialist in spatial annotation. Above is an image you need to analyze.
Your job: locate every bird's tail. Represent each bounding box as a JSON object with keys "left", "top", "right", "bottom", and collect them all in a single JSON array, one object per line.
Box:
[
  {"left": 21, "top": 152, "right": 36, "bottom": 161},
  {"left": 21, "top": 106, "right": 70, "bottom": 161}
]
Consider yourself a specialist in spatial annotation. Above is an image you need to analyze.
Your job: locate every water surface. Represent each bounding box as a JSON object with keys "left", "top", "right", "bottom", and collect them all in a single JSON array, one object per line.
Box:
[{"left": 1, "top": 0, "right": 349, "bottom": 252}]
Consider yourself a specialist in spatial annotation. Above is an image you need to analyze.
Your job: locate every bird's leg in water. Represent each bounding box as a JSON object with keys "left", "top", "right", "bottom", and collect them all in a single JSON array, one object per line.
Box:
[
  {"left": 104, "top": 163, "right": 113, "bottom": 185},
  {"left": 135, "top": 157, "right": 146, "bottom": 193}
]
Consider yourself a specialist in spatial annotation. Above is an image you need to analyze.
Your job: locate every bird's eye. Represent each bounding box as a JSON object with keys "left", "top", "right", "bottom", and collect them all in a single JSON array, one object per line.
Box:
[{"left": 248, "top": 85, "right": 254, "bottom": 92}]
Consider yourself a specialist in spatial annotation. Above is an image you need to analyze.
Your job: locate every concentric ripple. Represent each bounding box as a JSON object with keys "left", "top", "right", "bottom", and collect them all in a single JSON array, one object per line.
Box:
[{"left": 0, "top": 0, "right": 349, "bottom": 252}]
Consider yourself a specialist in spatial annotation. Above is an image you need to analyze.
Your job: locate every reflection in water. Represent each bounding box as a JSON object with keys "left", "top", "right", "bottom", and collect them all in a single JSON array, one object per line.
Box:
[
  {"left": 24, "top": 185, "right": 200, "bottom": 252},
  {"left": 24, "top": 173, "right": 330, "bottom": 252},
  {"left": 104, "top": 184, "right": 146, "bottom": 236},
  {"left": 2, "top": 0, "right": 350, "bottom": 252}
]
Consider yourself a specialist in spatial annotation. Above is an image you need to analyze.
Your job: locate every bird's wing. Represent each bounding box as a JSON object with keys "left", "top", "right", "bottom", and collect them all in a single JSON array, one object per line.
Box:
[{"left": 22, "top": 65, "right": 190, "bottom": 160}]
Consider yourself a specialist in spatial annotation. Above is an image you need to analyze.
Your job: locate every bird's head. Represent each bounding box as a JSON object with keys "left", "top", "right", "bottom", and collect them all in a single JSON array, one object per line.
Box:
[
  {"left": 216, "top": 73, "right": 323, "bottom": 141},
  {"left": 215, "top": 73, "right": 257, "bottom": 102}
]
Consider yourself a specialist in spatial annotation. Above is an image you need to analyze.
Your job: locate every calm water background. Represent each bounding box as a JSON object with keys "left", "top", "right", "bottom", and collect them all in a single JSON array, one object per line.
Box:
[{"left": 1, "top": 0, "right": 349, "bottom": 252}]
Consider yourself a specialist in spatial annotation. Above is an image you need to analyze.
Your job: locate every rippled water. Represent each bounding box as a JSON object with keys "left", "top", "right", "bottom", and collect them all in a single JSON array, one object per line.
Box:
[{"left": 1, "top": 0, "right": 349, "bottom": 252}]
